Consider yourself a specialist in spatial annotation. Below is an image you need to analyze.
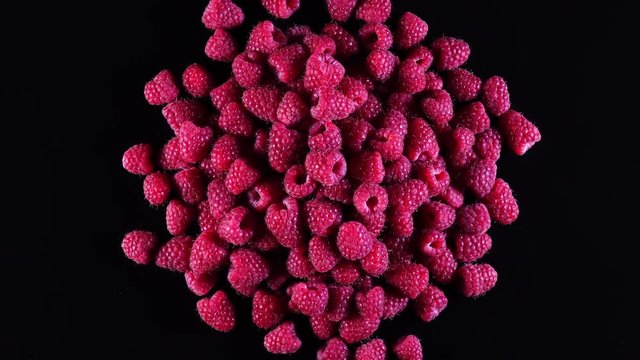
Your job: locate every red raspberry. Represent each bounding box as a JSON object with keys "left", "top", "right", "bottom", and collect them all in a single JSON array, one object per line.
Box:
[
  {"left": 202, "top": 0, "right": 244, "bottom": 30},
  {"left": 414, "top": 284, "right": 448, "bottom": 322},
  {"left": 142, "top": 172, "right": 171, "bottom": 206},
  {"left": 358, "top": 23, "right": 393, "bottom": 52},
  {"left": 348, "top": 150, "right": 385, "bottom": 184},
  {"left": 209, "top": 78, "right": 241, "bottom": 111},
  {"left": 322, "top": 24, "right": 360, "bottom": 59},
  {"left": 354, "top": 338, "right": 386, "bottom": 360},
  {"left": 360, "top": 241, "right": 389, "bottom": 277},
  {"left": 421, "top": 89, "right": 454, "bottom": 125},
  {"left": 185, "top": 271, "right": 217, "bottom": 296},
  {"left": 232, "top": 51, "right": 265, "bottom": 88},
  {"left": 355, "top": 0, "right": 390, "bottom": 22},
  {"left": 482, "top": 76, "right": 511, "bottom": 116},
  {"left": 339, "top": 316, "right": 380, "bottom": 344},
  {"left": 387, "top": 179, "right": 429, "bottom": 213},
  {"left": 310, "top": 315, "right": 337, "bottom": 340},
  {"left": 387, "top": 92, "right": 418, "bottom": 118},
  {"left": 338, "top": 77, "right": 368, "bottom": 109},
  {"left": 447, "top": 126, "right": 477, "bottom": 169},
  {"left": 406, "top": 46, "right": 434, "bottom": 69},
  {"left": 413, "top": 157, "right": 450, "bottom": 196},
  {"left": 275, "top": 94, "right": 306, "bottom": 128},
  {"left": 483, "top": 178, "right": 519, "bottom": 225},
  {"left": 499, "top": 110, "right": 541, "bottom": 155},
  {"left": 309, "top": 236, "right": 341, "bottom": 273},
  {"left": 268, "top": 45, "right": 308, "bottom": 84},
  {"left": 122, "top": 143, "right": 154, "bottom": 175},
  {"left": 227, "top": 248, "right": 269, "bottom": 296},
  {"left": 331, "top": 261, "right": 361, "bottom": 285},
  {"left": 261, "top": 0, "right": 299, "bottom": 19},
  {"left": 248, "top": 179, "right": 284, "bottom": 212},
  {"left": 320, "top": 178, "right": 354, "bottom": 204},
  {"left": 454, "top": 232, "right": 492, "bottom": 262},
  {"left": 337, "top": 118, "right": 374, "bottom": 153},
  {"left": 197, "top": 201, "right": 219, "bottom": 233},
  {"left": 208, "top": 135, "right": 241, "bottom": 172},
  {"left": 224, "top": 158, "right": 260, "bottom": 195},
  {"left": 304, "top": 53, "right": 345, "bottom": 92},
  {"left": 326, "top": 285, "right": 354, "bottom": 322},
  {"left": 218, "top": 102, "right": 254, "bottom": 137},
  {"left": 287, "top": 245, "right": 314, "bottom": 278},
  {"left": 173, "top": 167, "right": 205, "bottom": 205},
  {"left": 431, "top": 37, "right": 471, "bottom": 71},
  {"left": 445, "top": 68, "right": 481, "bottom": 102},
  {"left": 474, "top": 128, "right": 502, "bottom": 161},
  {"left": 461, "top": 158, "right": 498, "bottom": 198},
  {"left": 337, "top": 221, "right": 374, "bottom": 260},
  {"left": 357, "top": 210, "right": 386, "bottom": 237},
  {"left": 396, "top": 12, "right": 429, "bottom": 50},
  {"left": 384, "top": 156, "right": 412, "bottom": 184},
  {"left": 385, "top": 263, "right": 429, "bottom": 299},
  {"left": 242, "top": 86, "right": 281, "bottom": 123},
  {"left": 197, "top": 290, "right": 236, "bottom": 332},
  {"left": 353, "top": 183, "right": 388, "bottom": 216},
  {"left": 405, "top": 117, "right": 439, "bottom": 162},
  {"left": 284, "top": 165, "right": 317, "bottom": 199},
  {"left": 178, "top": 121, "right": 214, "bottom": 164},
  {"left": 290, "top": 281, "right": 329, "bottom": 316},
  {"left": 318, "top": 338, "right": 349, "bottom": 360},
  {"left": 457, "top": 203, "right": 491, "bottom": 234},
  {"left": 166, "top": 199, "right": 195, "bottom": 236},
  {"left": 207, "top": 179, "right": 237, "bottom": 220},
  {"left": 121, "top": 230, "right": 158, "bottom": 265},
  {"left": 424, "top": 71, "right": 444, "bottom": 91},
  {"left": 268, "top": 122, "right": 304, "bottom": 173},
  {"left": 355, "top": 286, "right": 384, "bottom": 320},
  {"left": 303, "top": 34, "right": 337, "bottom": 55},
  {"left": 265, "top": 197, "right": 303, "bottom": 248},
  {"left": 308, "top": 121, "right": 342, "bottom": 152},
  {"left": 424, "top": 246, "right": 457, "bottom": 284},
  {"left": 457, "top": 263, "right": 498, "bottom": 297},
  {"left": 252, "top": 233, "right": 280, "bottom": 252},
  {"left": 144, "top": 70, "right": 179, "bottom": 106},
  {"left": 264, "top": 321, "right": 302, "bottom": 354},
  {"left": 418, "top": 231, "right": 447, "bottom": 257},
  {"left": 182, "top": 64, "right": 212, "bottom": 98},
  {"left": 155, "top": 235, "right": 193, "bottom": 272},
  {"left": 247, "top": 20, "right": 286, "bottom": 54},
  {"left": 384, "top": 235, "right": 415, "bottom": 266},
  {"left": 217, "top": 206, "right": 257, "bottom": 245},
  {"left": 388, "top": 210, "right": 414, "bottom": 237},
  {"left": 393, "top": 335, "right": 423, "bottom": 360},
  {"left": 382, "top": 290, "right": 409, "bottom": 319},
  {"left": 205, "top": 29, "right": 238, "bottom": 62},
  {"left": 304, "top": 198, "right": 343, "bottom": 237},
  {"left": 189, "top": 231, "right": 228, "bottom": 275},
  {"left": 456, "top": 102, "right": 490, "bottom": 134},
  {"left": 369, "top": 128, "right": 404, "bottom": 161},
  {"left": 162, "top": 100, "right": 208, "bottom": 134},
  {"left": 325, "top": 0, "right": 357, "bottom": 22},
  {"left": 438, "top": 186, "right": 465, "bottom": 209},
  {"left": 366, "top": 50, "right": 397, "bottom": 81},
  {"left": 252, "top": 289, "right": 286, "bottom": 329},
  {"left": 305, "top": 150, "right": 347, "bottom": 186},
  {"left": 397, "top": 61, "right": 427, "bottom": 94},
  {"left": 311, "top": 87, "right": 357, "bottom": 122}
]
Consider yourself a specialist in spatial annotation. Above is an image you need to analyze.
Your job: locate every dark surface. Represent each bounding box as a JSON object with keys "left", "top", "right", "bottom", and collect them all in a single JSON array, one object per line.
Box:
[{"left": 2, "top": 0, "right": 639, "bottom": 358}]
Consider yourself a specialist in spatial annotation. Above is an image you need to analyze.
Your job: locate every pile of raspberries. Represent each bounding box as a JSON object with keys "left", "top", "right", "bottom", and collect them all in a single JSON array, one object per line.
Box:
[{"left": 121, "top": 0, "right": 541, "bottom": 358}]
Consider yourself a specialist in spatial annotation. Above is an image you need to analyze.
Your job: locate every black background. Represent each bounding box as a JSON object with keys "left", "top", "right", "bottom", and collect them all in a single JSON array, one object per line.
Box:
[{"left": 2, "top": 0, "right": 639, "bottom": 358}]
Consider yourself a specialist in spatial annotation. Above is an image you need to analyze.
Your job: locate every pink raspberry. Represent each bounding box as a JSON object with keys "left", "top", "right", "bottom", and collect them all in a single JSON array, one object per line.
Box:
[
  {"left": 438, "top": 186, "right": 465, "bottom": 209},
  {"left": 290, "top": 281, "right": 329, "bottom": 316},
  {"left": 384, "top": 235, "right": 415, "bottom": 266},
  {"left": 387, "top": 179, "right": 429, "bottom": 214},
  {"left": 248, "top": 179, "right": 283, "bottom": 213},
  {"left": 457, "top": 263, "right": 498, "bottom": 297},
  {"left": 284, "top": 164, "right": 317, "bottom": 199},
  {"left": 421, "top": 89, "right": 454, "bottom": 125},
  {"left": 322, "top": 24, "right": 360, "bottom": 59},
  {"left": 360, "top": 241, "right": 389, "bottom": 277},
  {"left": 303, "top": 34, "right": 337, "bottom": 55},
  {"left": 499, "top": 110, "right": 541, "bottom": 155},
  {"left": 355, "top": 338, "right": 386, "bottom": 360},
  {"left": 357, "top": 210, "right": 386, "bottom": 237},
  {"left": 414, "top": 284, "right": 448, "bottom": 322},
  {"left": 162, "top": 99, "right": 208, "bottom": 134},
  {"left": 202, "top": 0, "right": 244, "bottom": 30},
  {"left": 268, "top": 45, "right": 308, "bottom": 84},
  {"left": 268, "top": 122, "right": 304, "bottom": 173},
  {"left": 482, "top": 76, "right": 511, "bottom": 116},
  {"left": 143, "top": 172, "right": 171, "bottom": 206},
  {"left": 337, "top": 118, "right": 373, "bottom": 153},
  {"left": 166, "top": 199, "right": 195, "bottom": 236},
  {"left": 474, "top": 128, "right": 502, "bottom": 161},
  {"left": 173, "top": 167, "right": 205, "bottom": 205},
  {"left": 310, "top": 315, "right": 337, "bottom": 340},
  {"left": 309, "top": 121, "right": 342, "bottom": 152},
  {"left": 456, "top": 203, "right": 491, "bottom": 234},
  {"left": 144, "top": 69, "right": 180, "bottom": 106},
  {"left": 382, "top": 290, "right": 409, "bottom": 319},
  {"left": 483, "top": 178, "right": 519, "bottom": 225},
  {"left": 189, "top": 231, "right": 228, "bottom": 275},
  {"left": 339, "top": 316, "right": 380, "bottom": 344},
  {"left": 355, "top": 286, "right": 384, "bottom": 320},
  {"left": 418, "top": 231, "right": 446, "bottom": 257},
  {"left": 431, "top": 36, "right": 471, "bottom": 71},
  {"left": 227, "top": 248, "right": 269, "bottom": 296},
  {"left": 247, "top": 21, "right": 286, "bottom": 54},
  {"left": 209, "top": 78, "right": 241, "bottom": 111},
  {"left": 218, "top": 102, "right": 254, "bottom": 137},
  {"left": 396, "top": 12, "right": 429, "bottom": 50},
  {"left": 182, "top": 63, "right": 213, "bottom": 98},
  {"left": 205, "top": 29, "right": 238, "bottom": 62},
  {"left": 122, "top": 143, "right": 154, "bottom": 175},
  {"left": 348, "top": 150, "right": 385, "bottom": 184},
  {"left": 208, "top": 135, "right": 242, "bottom": 172},
  {"left": 304, "top": 198, "right": 343, "bottom": 237},
  {"left": 393, "top": 335, "right": 423, "bottom": 360},
  {"left": 358, "top": 23, "right": 393, "bottom": 51},
  {"left": 311, "top": 87, "right": 357, "bottom": 122},
  {"left": 337, "top": 221, "right": 374, "bottom": 260},
  {"left": 397, "top": 61, "right": 427, "bottom": 94},
  {"left": 461, "top": 158, "right": 498, "bottom": 198},
  {"left": 325, "top": 0, "right": 358, "bottom": 22},
  {"left": 378, "top": 109, "right": 408, "bottom": 135},
  {"left": 387, "top": 92, "right": 418, "bottom": 118},
  {"left": 353, "top": 182, "right": 388, "bottom": 217},
  {"left": 287, "top": 245, "right": 314, "bottom": 278},
  {"left": 309, "top": 236, "right": 341, "bottom": 273},
  {"left": 385, "top": 263, "right": 429, "bottom": 299},
  {"left": 224, "top": 158, "right": 260, "bottom": 195},
  {"left": 369, "top": 127, "right": 404, "bottom": 161},
  {"left": 413, "top": 157, "right": 450, "bottom": 196},
  {"left": 265, "top": 197, "right": 303, "bottom": 248},
  {"left": 320, "top": 178, "right": 354, "bottom": 204},
  {"left": 276, "top": 91, "right": 308, "bottom": 126},
  {"left": 185, "top": 271, "right": 217, "bottom": 296},
  {"left": 197, "top": 290, "right": 236, "bottom": 332},
  {"left": 326, "top": 285, "right": 354, "bottom": 321},
  {"left": 445, "top": 68, "right": 481, "bottom": 102},
  {"left": 331, "top": 260, "right": 361, "bottom": 285},
  {"left": 304, "top": 53, "right": 345, "bottom": 92},
  {"left": 197, "top": 201, "right": 219, "bottom": 233},
  {"left": 261, "top": 0, "right": 300, "bottom": 19},
  {"left": 252, "top": 233, "right": 280, "bottom": 253},
  {"left": 178, "top": 121, "right": 214, "bottom": 164},
  {"left": 207, "top": 179, "right": 237, "bottom": 220},
  {"left": 121, "top": 230, "right": 158, "bottom": 265},
  {"left": 355, "top": 0, "right": 391, "bottom": 22},
  {"left": 454, "top": 232, "right": 492, "bottom": 262},
  {"left": 366, "top": 50, "right": 397, "bottom": 81},
  {"left": 264, "top": 321, "right": 302, "bottom": 354},
  {"left": 317, "top": 337, "right": 349, "bottom": 360},
  {"left": 242, "top": 86, "right": 281, "bottom": 123},
  {"left": 456, "top": 101, "right": 490, "bottom": 134},
  {"left": 305, "top": 150, "right": 347, "bottom": 186},
  {"left": 155, "top": 235, "right": 193, "bottom": 272},
  {"left": 424, "top": 71, "right": 444, "bottom": 91},
  {"left": 286, "top": 24, "right": 313, "bottom": 40},
  {"left": 252, "top": 289, "right": 286, "bottom": 329},
  {"left": 405, "top": 117, "right": 439, "bottom": 162},
  {"left": 447, "top": 126, "right": 477, "bottom": 169},
  {"left": 232, "top": 51, "right": 265, "bottom": 88},
  {"left": 424, "top": 246, "right": 457, "bottom": 284},
  {"left": 217, "top": 206, "right": 256, "bottom": 245},
  {"left": 406, "top": 46, "right": 434, "bottom": 69},
  {"left": 384, "top": 156, "right": 412, "bottom": 184},
  {"left": 388, "top": 210, "right": 415, "bottom": 238}
]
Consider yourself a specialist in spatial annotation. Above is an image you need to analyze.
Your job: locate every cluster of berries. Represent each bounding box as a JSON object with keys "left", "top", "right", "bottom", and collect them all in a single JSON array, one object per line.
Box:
[{"left": 121, "top": 0, "right": 541, "bottom": 357}]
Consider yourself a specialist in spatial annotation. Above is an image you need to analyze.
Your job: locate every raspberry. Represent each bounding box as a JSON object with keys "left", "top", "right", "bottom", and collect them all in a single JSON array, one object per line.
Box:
[
  {"left": 197, "top": 201, "right": 220, "bottom": 233},
  {"left": 424, "top": 71, "right": 444, "bottom": 91},
  {"left": 287, "top": 24, "right": 313, "bottom": 40},
  {"left": 197, "top": 290, "right": 236, "bottom": 333},
  {"left": 461, "top": 158, "right": 498, "bottom": 198},
  {"left": 454, "top": 232, "right": 492, "bottom": 262},
  {"left": 303, "top": 34, "right": 337, "bottom": 55},
  {"left": 353, "top": 183, "right": 388, "bottom": 216},
  {"left": 418, "top": 231, "right": 447, "bottom": 257},
  {"left": 357, "top": 210, "right": 386, "bottom": 237},
  {"left": 320, "top": 179, "right": 354, "bottom": 204},
  {"left": 208, "top": 135, "right": 242, "bottom": 173},
  {"left": 232, "top": 51, "right": 265, "bottom": 88},
  {"left": 438, "top": 186, "right": 465, "bottom": 209},
  {"left": 337, "top": 221, "right": 374, "bottom": 260},
  {"left": 252, "top": 233, "right": 280, "bottom": 252},
  {"left": 397, "top": 61, "right": 427, "bottom": 94},
  {"left": 143, "top": 172, "right": 171, "bottom": 205},
  {"left": 265, "top": 197, "right": 303, "bottom": 248},
  {"left": 393, "top": 335, "right": 423, "bottom": 360},
  {"left": 339, "top": 316, "right": 380, "bottom": 344},
  {"left": 358, "top": 23, "right": 393, "bottom": 52},
  {"left": 348, "top": 150, "right": 385, "bottom": 184},
  {"left": 385, "top": 263, "right": 429, "bottom": 299},
  {"left": 474, "top": 128, "right": 502, "bottom": 161},
  {"left": 406, "top": 46, "right": 434, "bottom": 70},
  {"left": 483, "top": 178, "right": 519, "bottom": 225},
  {"left": 310, "top": 315, "right": 337, "bottom": 340},
  {"left": 225, "top": 158, "right": 260, "bottom": 195},
  {"left": 264, "top": 321, "right": 302, "bottom": 354},
  {"left": 354, "top": 338, "right": 386, "bottom": 360},
  {"left": 242, "top": 86, "right": 281, "bottom": 123},
  {"left": 268, "top": 122, "right": 304, "bottom": 173},
  {"left": 325, "top": 0, "right": 358, "bottom": 22},
  {"left": 421, "top": 89, "right": 454, "bottom": 125},
  {"left": 218, "top": 102, "right": 254, "bottom": 137},
  {"left": 144, "top": 70, "right": 179, "bottom": 106},
  {"left": 121, "top": 230, "right": 158, "bottom": 265},
  {"left": 384, "top": 156, "right": 412, "bottom": 184},
  {"left": 387, "top": 179, "right": 429, "bottom": 213},
  {"left": 499, "top": 110, "right": 541, "bottom": 155},
  {"left": 445, "top": 68, "right": 481, "bottom": 102},
  {"left": 304, "top": 198, "right": 343, "bottom": 237},
  {"left": 227, "top": 248, "right": 270, "bottom": 296},
  {"left": 360, "top": 241, "right": 389, "bottom": 277},
  {"left": 207, "top": 179, "right": 237, "bottom": 220},
  {"left": 284, "top": 164, "right": 317, "bottom": 199},
  {"left": 309, "top": 236, "right": 341, "bottom": 273},
  {"left": 331, "top": 260, "right": 361, "bottom": 285},
  {"left": 338, "top": 118, "right": 374, "bottom": 153},
  {"left": 447, "top": 126, "right": 477, "bottom": 169},
  {"left": 413, "top": 157, "right": 450, "bottom": 196},
  {"left": 182, "top": 64, "right": 212, "bottom": 98},
  {"left": 268, "top": 45, "right": 308, "bottom": 84},
  {"left": 290, "top": 281, "right": 329, "bottom": 316},
  {"left": 455, "top": 103, "right": 490, "bottom": 135},
  {"left": 384, "top": 235, "right": 415, "bottom": 266},
  {"left": 305, "top": 150, "right": 347, "bottom": 186},
  {"left": 387, "top": 92, "right": 418, "bottom": 118},
  {"left": 355, "top": 0, "right": 391, "bottom": 22},
  {"left": 325, "top": 285, "right": 354, "bottom": 322},
  {"left": 366, "top": 50, "right": 397, "bottom": 81},
  {"left": 189, "top": 231, "right": 228, "bottom": 275},
  {"left": 382, "top": 290, "right": 409, "bottom": 319},
  {"left": 388, "top": 210, "right": 415, "bottom": 237},
  {"left": 309, "top": 121, "right": 342, "bottom": 152},
  {"left": 162, "top": 100, "right": 208, "bottom": 134},
  {"left": 122, "top": 143, "right": 154, "bottom": 175},
  {"left": 482, "top": 76, "right": 511, "bottom": 116},
  {"left": 414, "top": 284, "right": 448, "bottom": 322},
  {"left": 209, "top": 78, "right": 241, "bottom": 111},
  {"left": 322, "top": 24, "right": 360, "bottom": 59},
  {"left": 355, "top": 286, "right": 384, "bottom": 320},
  {"left": 205, "top": 29, "right": 238, "bottom": 62},
  {"left": 287, "top": 245, "right": 314, "bottom": 278},
  {"left": 369, "top": 128, "right": 405, "bottom": 161},
  {"left": 248, "top": 21, "right": 287, "bottom": 54},
  {"left": 311, "top": 87, "right": 357, "bottom": 122},
  {"left": 424, "top": 246, "right": 457, "bottom": 284},
  {"left": 166, "top": 199, "right": 195, "bottom": 236},
  {"left": 457, "top": 263, "right": 498, "bottom": 297},
  {"left": 217, "top": 206, "right": 257, "bottom": 245},
  {"left": 405, "top": 117, "right": 439, "bottom": 162},
  {"left": 396, "top": 12, "right": 429, "bottom": 50},
  {"left": 155, "top": 235, "right": 193, "bottom": 272},
  {"left": 185, "top": 271, "right": 217, "bottom": 296},
  {"left": 432, "top": 37, "right": 471, "bottom": 71},
  {"left": 252, "top": 289, "right": 286, "bottom": 329},
  {"left": 318, "top": 338, "right": 349, "bottom": 360},
  {"left": 261, "top": 0, "right": 299, "bottom": 19},
  {"left": 178, "top": 121, "right": 214, "bottom": 164},
  {"left": 456, "top": 203, "right": 491, "bottom": 234},
  {"left": 173, "top": 167, "right": 205, "bottom": 205},
  {"left": 202, "top": 0, "right": 244, "bottom": 30},
  {"left": 254, "top": 128, "right": 269, "bottom": 156},
  {"left": 304, "top": 53, "right": 345, "bottom": 92}
]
